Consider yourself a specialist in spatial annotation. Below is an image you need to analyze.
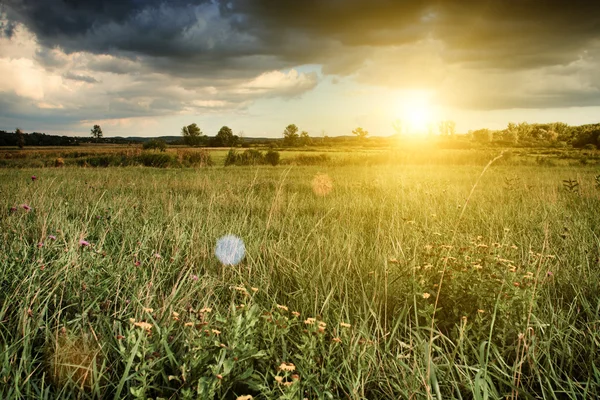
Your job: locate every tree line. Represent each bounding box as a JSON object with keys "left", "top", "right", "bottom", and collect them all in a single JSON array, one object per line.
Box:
[{"left": 2, "top": 120, "right": 600, "bottom": 149}]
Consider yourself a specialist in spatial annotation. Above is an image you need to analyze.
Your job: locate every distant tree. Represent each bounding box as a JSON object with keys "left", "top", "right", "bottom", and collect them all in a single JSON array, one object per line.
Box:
[
  {"left": 182, "top": 123, "right": 203, "bottom": 147},
  {"left": 214, "top": 126, "right": 239, "bottom": 147},
  {"left": 16, "top": 128, "right": 24, "bottom": 149},
  {"left": 143, "top": 139, "right": 167, "bottom": 152},
  {"left": 471, "top": 128, "right": 493, "bottom": 143},
  {"left": 283, "top": 124, "right": 299, "bottom": 146},
  {"left": 90, "top": 124, "right": 103, "bottom": 140},
  {"left": 392, "top": 119, "right": 404, "bottom": 135},
  {"left": 299, "top": 131, "right": 312, "bottom": 146},
  {"left": 438, "top": 120, "right": 456, "bottom": 136},
  {"left": 352, "top": 127, "right": 369, "bottom": 141}
]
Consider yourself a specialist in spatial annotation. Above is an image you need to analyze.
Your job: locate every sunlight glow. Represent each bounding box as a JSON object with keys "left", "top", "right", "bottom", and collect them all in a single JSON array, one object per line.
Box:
[{"left": 394, "top": 91, "right": 437, "bottom": 136}]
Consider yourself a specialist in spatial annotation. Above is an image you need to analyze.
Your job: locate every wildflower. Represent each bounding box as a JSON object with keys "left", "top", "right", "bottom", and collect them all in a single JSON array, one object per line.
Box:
[
  {"left": 154, "top": 253, "right": 161, "bottom": 259},
  {"left": 10, "top": 206, "right": 17, "bottom": 212},
  {"left": 116, "top": 335, "right": 124, "bottom": 340},
  {"left": 472, "top": 264, "right": 483, "bottom": 270},
  {"left": 231, "top": 286, "right": 248, "bottom": 295},
  {"left": 547, "top": 271, "right": 554, "bottom": 277},
  {"left": 477, "top": 309, "right": 485, "bottom": 314},
  {"left": 274, "top": 376, "right": 284, "bottom": 384},
  {"left": 511, "top": 245, "right": 518, "bottom": 250},
  {"left": 304, "top": 318, "right": 316, "bottom": 325},
  {"left": 143, "top": 307, "right": 154, "bottom": 313},
  {"left": 172, "top": 312, "right": 180, "bottom": 320},
  {"left": 79, "top": 239, "right": 90, "bottom": 247},
  {"left": 276, "top": 304, "right": 289, "bottom": 312},
  {"left": 31, "top": 175, "right": 37, "bottom": 181},
  {"left": 199, "top": 307, "right": 212, "bottom": 313},
  {"left": 48, "top": 235, "right": 56, "bottom": 241},
  {"left": 134, "top": 260, "right": 140, "bottom": 267},
  {"left": 340, "top": 322, "right": 351, "bottom": 328},
  {"left": 462, "top": 316, "right": 467, "bottom": 322},
  {"left": 423, "top": 245, "right": 433, "bottom": 251},
  {"left": 134, "top": 321, "right": 152, "bottom": 331},
  {"left": 422, "top": 293, "right": 431, "bottom": 299},
  {"left": 251, "top": 287, "right": 259, "bottom": 293},
  {"left": 278, "top": 362, "right": 295, "bottom": 372},
  {"left": 291, "top": 311, "right": 300, "bottom": 317},
  {"left": 513, "top": 282, "right": 520, "bottom": 287},
  {"left": 332, "top": 337, "right": 342, "bottom": 343},
  {"left": 191, "top": 274, "right": 199, "bottom": 281},
  {"left": 212, "top": 329, "right": 221, "bottom": 335},
  {"left": 389, "top": 258, "right": 399, "bottom": 263},
  {"left": 237, "top": 396, "right": 253, "bottom": 400},
  {"left": 184, "top": 322, "right": 194, "bottom": 327},
  {"left": 22, "top": 204, "right": 32, "bottom": 211},
  {"left": 37, "top": 242, "right": 43, "bottom": 248},
  {"left": 216, "top": 374, "right": 223, "bottom": 380}
]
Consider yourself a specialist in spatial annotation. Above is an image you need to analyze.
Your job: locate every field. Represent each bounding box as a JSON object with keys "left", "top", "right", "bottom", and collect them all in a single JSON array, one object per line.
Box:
[{"left": 1, "top": 148, "right": 600, "bottom": 399}]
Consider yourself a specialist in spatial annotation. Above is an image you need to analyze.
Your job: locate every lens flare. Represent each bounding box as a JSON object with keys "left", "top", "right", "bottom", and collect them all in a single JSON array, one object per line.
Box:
[{"left": 215, "top": 235, "right": 246, "bottom": 265}]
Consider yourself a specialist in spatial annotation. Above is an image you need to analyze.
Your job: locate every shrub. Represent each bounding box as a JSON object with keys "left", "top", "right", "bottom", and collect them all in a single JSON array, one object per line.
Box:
[
  {"left": 225, "top": 149, "right": 267, "bottom": 166},
  {"left": 143, "top": 139, "right": 167, "bottom": 152},
  {"left": 178, "top": 149, "right": 214, "bottom": 167},
  {"left": 137, "top": 152, "right": 178, "bottom": 167},
  {"left": 265, "top": 149, "right": 280, "bottom": 166},
  {"left": 283, "top": 153, "right": 330, "bottom": 166},
  {"left": 224, "top": 149, "right": 238, "bottom": 166}
]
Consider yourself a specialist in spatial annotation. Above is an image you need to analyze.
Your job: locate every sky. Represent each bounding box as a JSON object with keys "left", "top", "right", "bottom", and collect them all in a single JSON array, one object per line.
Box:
[{"left": 1, "top": 0, "right": 600, "bottom": 138}]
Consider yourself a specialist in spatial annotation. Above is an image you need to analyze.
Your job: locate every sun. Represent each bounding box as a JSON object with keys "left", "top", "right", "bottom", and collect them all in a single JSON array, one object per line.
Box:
[{"left": 394, "top": 92, "right": 436, "bottom": 136}]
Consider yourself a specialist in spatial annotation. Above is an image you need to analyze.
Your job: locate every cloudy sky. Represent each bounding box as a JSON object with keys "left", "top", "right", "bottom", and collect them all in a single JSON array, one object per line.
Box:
[{"left": 1, "top": 0, "right": 599, "bottom": 138}]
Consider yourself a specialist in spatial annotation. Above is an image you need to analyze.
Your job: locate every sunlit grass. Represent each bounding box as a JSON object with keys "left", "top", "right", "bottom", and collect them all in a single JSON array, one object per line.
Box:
[{"left": 1, "top": 162, "right": 599, "bottom": 398}]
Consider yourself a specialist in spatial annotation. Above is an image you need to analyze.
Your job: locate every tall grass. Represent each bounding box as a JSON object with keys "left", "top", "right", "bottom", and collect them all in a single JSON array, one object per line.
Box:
[{"left": 1, "top": 164, "right": 599, "bottom": 399}]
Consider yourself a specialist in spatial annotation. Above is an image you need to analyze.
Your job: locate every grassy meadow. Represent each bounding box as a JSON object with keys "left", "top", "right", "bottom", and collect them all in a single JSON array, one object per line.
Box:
[{"left": 1, "top": 149, "right": 600, "bottom": 399}]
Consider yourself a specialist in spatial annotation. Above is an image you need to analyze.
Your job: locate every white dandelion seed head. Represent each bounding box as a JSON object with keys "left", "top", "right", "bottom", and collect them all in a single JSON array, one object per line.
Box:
[{"left": 215, "top": 235, "right": 246, "bottom": 265}]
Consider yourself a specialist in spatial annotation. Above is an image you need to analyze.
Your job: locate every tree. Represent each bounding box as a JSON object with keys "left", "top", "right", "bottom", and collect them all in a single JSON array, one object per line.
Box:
[
  {"left": 90, "top": 124, "right": 103, "bottom": 140},
  {"left": 214, "top": 126, "right": 239, "bottom": 147},
  {"left": 283, "top": 124, "right": 299, "bottom": 146},
  {"left": 16, "top": 128, "right": 24, "bottom": 149},
  {"left": 182, "top": 123, "right": 203, "bottom": 147},
  {"left": 438, "top": 120, "right": 456, "bottom": 136},
  {"left": 352, "top": 127, "right": 369, "bottom": 141},
  {"left": 299, "top": 131, "right": 312, "bottom": 146},
  {"left": 143, "top": 139, "right": 167, "bottom": 152},
  {"left": 471, "top": 128, "right": 492, "bottom": 143}
]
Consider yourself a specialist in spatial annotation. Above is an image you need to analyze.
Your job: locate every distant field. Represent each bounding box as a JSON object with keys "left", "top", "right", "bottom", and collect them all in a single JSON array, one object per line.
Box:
[
  {"left": 1, "top": 143, "right": 600, "bottom": 168},
  {"left": 1, "top": 154, "right": 599, "bottom": 398}
]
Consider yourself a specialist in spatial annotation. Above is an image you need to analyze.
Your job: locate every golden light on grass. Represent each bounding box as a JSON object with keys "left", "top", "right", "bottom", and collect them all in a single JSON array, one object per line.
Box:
[{"left": 47, "top": 332, "right": 103, "bottom": 391}]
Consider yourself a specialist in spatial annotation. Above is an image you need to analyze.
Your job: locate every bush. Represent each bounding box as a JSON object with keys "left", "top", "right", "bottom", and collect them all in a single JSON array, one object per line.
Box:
[
  {"left": 265, "top": 149, "right": 280, "bottom": 166},
  {"left": 177, "top": 150, "right": 214, "bottom": 167},
  {"left": 143, "top": 139, "right": 167, "bottom": 152},
  {"left": 225, "top": 149, "right": 267, "bottom": 166},
  {"left": 283, "top": 154, "right": 330, "bottom": 166},
  {"left": 137, "top": 152, "right": 178, "bottom": 167}
]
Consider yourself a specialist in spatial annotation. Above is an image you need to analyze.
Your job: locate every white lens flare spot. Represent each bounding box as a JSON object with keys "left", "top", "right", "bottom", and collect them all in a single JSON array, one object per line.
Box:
[{"left": 215, "top": 235, "right": 246, "bottom": 265}]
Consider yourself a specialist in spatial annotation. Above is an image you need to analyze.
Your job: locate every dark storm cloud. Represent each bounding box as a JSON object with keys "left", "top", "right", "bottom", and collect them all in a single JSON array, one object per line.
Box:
[
  {"left": 63, "top": 71, "right": 99, "bottom": 83},
  {"left": 3, "top": 0, "right": 600, "bottom": 110}
]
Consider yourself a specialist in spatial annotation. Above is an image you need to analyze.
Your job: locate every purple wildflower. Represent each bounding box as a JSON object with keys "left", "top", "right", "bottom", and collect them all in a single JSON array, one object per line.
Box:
[
  {"left": 22, "top": 204, "right": 32, "bottom": 211},
  {"left": 191, "top": 275, "right": 199, "bottom": 281},
  {"left": 31, "top": 176, "right": 37, "bottom": 182},
  {"left": 48, "top": 235, "right": 56, "bottom": 241},
  {"left": 134, "top": 260, "right": 141, "bottom": 266},
  {"left": 10, "top": 206, "right": 17, "bottom": 212},
  {"left": 154, "top": 253, "right": 162, "bottom": 259},
  {"left": 37, "top": 242, "right": 43, "bottom": 248},
  {"left": 79, "top": 239, "right": 90, "bottom": 247},
  {"left": 547, "top": 271, "right": 553, "bottom": 277}
]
